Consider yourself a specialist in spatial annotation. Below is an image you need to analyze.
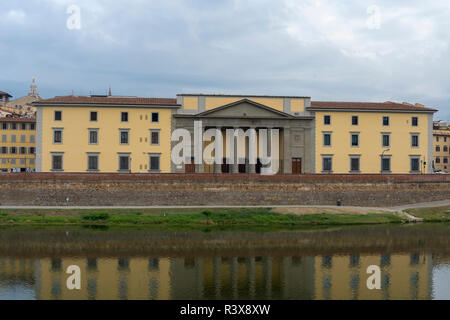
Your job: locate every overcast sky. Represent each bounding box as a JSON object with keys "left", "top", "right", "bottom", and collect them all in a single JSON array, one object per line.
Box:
[{"left": 1, "top": 0, "right": 449, "bottom": 119}]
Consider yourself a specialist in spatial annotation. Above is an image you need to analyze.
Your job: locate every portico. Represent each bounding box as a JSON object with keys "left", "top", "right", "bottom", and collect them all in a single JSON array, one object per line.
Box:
[{"left": 172, "top": 99, "right": 315, "bottom": 174}]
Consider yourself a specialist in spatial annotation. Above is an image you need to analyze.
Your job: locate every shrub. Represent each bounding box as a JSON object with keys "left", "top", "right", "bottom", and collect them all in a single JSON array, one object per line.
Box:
[{"left": 82, "top": 212, "right": 110, "bottom": 221}]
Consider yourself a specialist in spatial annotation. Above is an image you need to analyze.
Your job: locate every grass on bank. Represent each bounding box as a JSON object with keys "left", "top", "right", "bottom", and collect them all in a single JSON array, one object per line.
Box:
[
  {"left": 405, "top": 206, "right": 450, "bottom": 223},
  {"left": 0, "top": 208, "right": 406, "bottom": 228}
]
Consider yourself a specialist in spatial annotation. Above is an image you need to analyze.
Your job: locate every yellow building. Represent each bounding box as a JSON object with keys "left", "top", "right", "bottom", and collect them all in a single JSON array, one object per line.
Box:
[
  {"left": 433, "top": 121, "right": 450, "bottom": 173},
  {"left": 34, "top": 94, "right": 438, "bottom": 174},
  {"left": 34, "top": 95, "right": 179, "bottom": 173},
  {"left": 0, "top": 117, "right": 36, "bottom": 172},
  {"left": 307, "top": 101, "right": 437, "bottom": 174}
]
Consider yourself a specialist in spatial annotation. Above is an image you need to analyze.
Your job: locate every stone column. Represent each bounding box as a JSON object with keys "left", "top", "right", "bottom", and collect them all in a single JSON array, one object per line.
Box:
[
  {"left": 283, "top": 127, "right": 292, "bottom": 174},
  {"left": 248, "top": 127, "right": 256, "bottom": 174},
  {"left": 214, "top": 127, "right": 223, "bottom": 174},
  {"left": 232, "top": 127, "right": 239, "bottom": 174}
]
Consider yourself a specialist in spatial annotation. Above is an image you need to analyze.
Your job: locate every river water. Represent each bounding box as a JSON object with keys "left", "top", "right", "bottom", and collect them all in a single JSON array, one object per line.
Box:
[{"left": 0, "top": 224, "right": 449, "bottom": 300}]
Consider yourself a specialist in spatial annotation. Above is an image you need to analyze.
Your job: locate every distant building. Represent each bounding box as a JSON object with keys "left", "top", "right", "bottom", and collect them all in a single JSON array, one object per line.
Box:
[
  {"left": 3, "top": 78, "right": 41, "bottom": 117},
  {"left": 0, "top": 90, "right": 12, "bottom": 107},
  {"left": 0, "top": 117, "right": 36, "bottom": 172},
  {"left": 433, "top": 121, "right": 450, "bottom": 173}
]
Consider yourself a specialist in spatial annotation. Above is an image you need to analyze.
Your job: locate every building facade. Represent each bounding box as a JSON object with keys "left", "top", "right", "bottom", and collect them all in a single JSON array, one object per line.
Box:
[
  {"left": 433, "top": 121, "right": 450, "bottom": 173},
  {"left": 173, "top": 94, "right": 315, "bottom": 174},
  {"left": 0, "top": 117, "right": 36, "bottom": 172},
  {"left": 34, "top": 94, "right": 438, "bottom": 174},
  {"left": 34, "top": 95, "right": 178, "bottom": 173},
  {"left": 308, "top": 102, "right": 436, "bottom": 174}
]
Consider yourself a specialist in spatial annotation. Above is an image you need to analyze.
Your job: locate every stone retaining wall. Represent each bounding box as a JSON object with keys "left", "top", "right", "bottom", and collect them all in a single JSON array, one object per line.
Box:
[{"left": 0, "top": 173, "right": 449, "bottom": 207}]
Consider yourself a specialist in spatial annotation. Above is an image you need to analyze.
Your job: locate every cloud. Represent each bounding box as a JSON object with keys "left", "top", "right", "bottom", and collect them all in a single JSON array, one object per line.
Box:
[{"left": 0, "top": 0, "right": 449, "bottom": 119}]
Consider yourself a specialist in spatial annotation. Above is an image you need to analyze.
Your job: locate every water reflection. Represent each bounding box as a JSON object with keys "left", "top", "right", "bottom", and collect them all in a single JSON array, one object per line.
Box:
[{"left": 0, "top": 226, "right": 449, "bottom": 300}]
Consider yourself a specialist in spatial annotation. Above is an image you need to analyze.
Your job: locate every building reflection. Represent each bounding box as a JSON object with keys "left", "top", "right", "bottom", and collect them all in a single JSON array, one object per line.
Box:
[{"left": 0, "top": 253, "right": 436, "bottom": 300}]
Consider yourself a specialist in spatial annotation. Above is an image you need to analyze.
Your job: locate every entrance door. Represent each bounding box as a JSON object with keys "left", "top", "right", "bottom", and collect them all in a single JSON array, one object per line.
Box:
[
  {"left": 292, "top": 158, "right": 302, "bottom": 174},
  {"left": 185, "top": 157, "right": 196, "bottom": 173},
  {"left": 221, "top": 158, "right": 230, "bottom": 174},
  {"left": 239, "top": 159, "right": 248, "bottom": 174}
]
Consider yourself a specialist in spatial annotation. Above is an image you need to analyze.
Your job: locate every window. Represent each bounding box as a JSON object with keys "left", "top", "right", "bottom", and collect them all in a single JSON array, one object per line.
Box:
[
  {"left": 1, "top": 147, "right": 7, "bottom": 154},
  {"left": 383, "top": 116, "right": 389, "bottom": 126},
  {"left": 53, "top": 129, "right": 63, "bottom": 144},
  {"left": 149, "top": 154, "right": 160, "bottom": 172},
  {"left": 351, "top": 134, "right": 359, "bottom": 147},
  {"left": 121, "top": 112, "right": 128, "bottom": 122},
  {"left": 11, "top": 159, "right": 16, "bottom": 165},
  {"left": 29, "top": 147, "right": 36, "bottom": 154},
  {"left": 150, "top": 130, "right": 160, "bottom": 145},
  {"left": 412, "top": 117, "right": 418, "bottom": 126},
  {"left": 411, "top": 134, "right": 419, "bottom": 147},
  {"left": 52, "top": 154, "right": 63, "bottom": 171},
  {"left": 151, "top": 112, "right": 159, "bottom": 123},
  {"left": 54, "top": 111, "right": 62, "bottom": 121},
  {"left": 20, "top": 135, "right": 26, "bottom": 143},
  {"left": 20, "top": 147, "right": 27, "bottom": 154},
  {"left": 90, "top": 111, "right": 98, "bottom": 122},
  {"left": 30, "top": 135, "right": 35, "bottom": 143},
  {"left": 436, "top": 136, "right": 439, "bottom": 142},
  {"left": 119, "top": 155, "right": 130, "bottom": 171},
  {"left": 444, "top": 146, "right": 448, "bottom": 152},
  {"left": 20, "top": 158, "right": 26, "bottom": 165},
  {"left": 382, "top": 134, "right": 390, "bottom": 147},
  {"left": 381, "top": 157, "right": 391, "bottom": 172},
  {"left": 323, "top": 133, "right": 331, "bottom": 146},
  {"left": 352, "top": 116, "right": 358, "bottom": 126},
  {"left": 21, "top": 123, "right": 26, "bottom": 130},
  {"left": 322, "top": 157, "right": 332, "bottom": 172},
  {"left": 120, "top": 130, "right": 129, "bottom": 145},
  {"left": 1, "top": 123, "right": 7, "bottom": 130},
  {"left": 89, "top": 129, "right": 98, "bottom": 144},
  {"left": 11, "top": 135, "right": 16, "bottom": 143},
  {"left": 11, "top": 123, "right": 17, "bottom": 130},
  {"left": 10, "top": 147, "right": 17, "bottom": 154},
  {"left": 444, "top": 157, "right": 448, "bottom": 164},
  {"left": 30, "top": 123, "right": 35, "bottom": 130},
  {"left": 436, "top": 146, "right": 441, "bottom": 152},
  {"left": 324, "top": 115, "right": 331, "bottom": 125},
  {"left": 350, "top": 157, "right": 360, "bottom": 172},
  {"left": 410, "top": 158, "right": 420, "bottom": 172},
  {"left": 1, "top": 135, "right": 5, "bottom": 142},
  {"left": 87, "top": 154, "right": 99, "bottom": 171},
  {"left": 30, "top": 158, "right": 35, "bottom": 165},
  {"left": 445, "top": 137, "right": 447, "bottom": 142}
]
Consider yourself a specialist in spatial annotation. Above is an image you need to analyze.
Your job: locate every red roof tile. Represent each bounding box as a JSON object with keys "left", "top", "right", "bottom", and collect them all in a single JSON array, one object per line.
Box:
[
  {"left": 308, "top": 101, "right": 437, "bottom": 112},
  {"left": 0, "top": 117, "right": 36, "bottom": 123},
  {"left": 34, "top": 95, "right": 179, "bottom": 106}
]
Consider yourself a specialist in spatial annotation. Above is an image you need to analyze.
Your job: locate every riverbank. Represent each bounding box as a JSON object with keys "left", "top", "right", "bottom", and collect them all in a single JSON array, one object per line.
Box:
[
  {"left": 0, "top": 207, "right": 409, "bottom": 229},
  {"left": 1, "top": 205, "right": 449, "bottom": 229}
]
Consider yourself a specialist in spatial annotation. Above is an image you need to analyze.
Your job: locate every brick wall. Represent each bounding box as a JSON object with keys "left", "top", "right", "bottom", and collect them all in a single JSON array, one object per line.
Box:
[{"left": 0, "top": 173, "right": 449, "bottom": 207}]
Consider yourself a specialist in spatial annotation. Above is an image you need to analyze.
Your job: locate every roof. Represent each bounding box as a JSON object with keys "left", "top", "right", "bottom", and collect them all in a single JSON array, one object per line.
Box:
[
  {"left": 178, "top": 93, "right": 311, "bottom": 99},
  {"left": 0, "top": 91, "right": 12, "bottom": 98},
  {"left": 0, "top": 117, "right": 36, "bottom": 123},
  {"left": 34, "top": 95, "right": 180, "bottom": 107},
  {"left": 308, "top": 101, "right": 437, "bottom": 113}
]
